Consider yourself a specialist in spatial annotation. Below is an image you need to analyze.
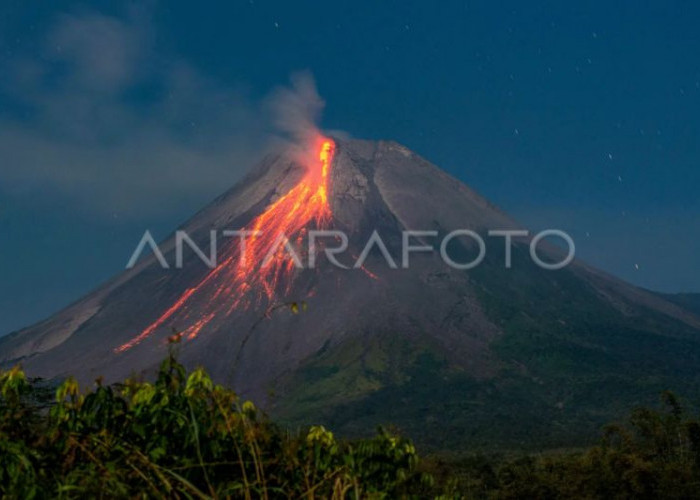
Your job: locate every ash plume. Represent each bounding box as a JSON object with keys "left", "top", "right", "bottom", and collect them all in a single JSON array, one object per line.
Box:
[{"left": 265, "top": 71, "right": 327, "bottom": 154}]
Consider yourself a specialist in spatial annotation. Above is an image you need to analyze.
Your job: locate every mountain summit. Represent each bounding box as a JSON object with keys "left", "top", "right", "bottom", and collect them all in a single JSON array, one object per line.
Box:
[{"left": 2, "top": 138, "right": 699, "bottom": 450}]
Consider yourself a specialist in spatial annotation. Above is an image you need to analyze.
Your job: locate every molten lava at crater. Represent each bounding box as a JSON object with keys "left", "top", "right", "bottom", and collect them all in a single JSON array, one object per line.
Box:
[{"left": 116, "top": 137, "right": 335, "bottom": 353}]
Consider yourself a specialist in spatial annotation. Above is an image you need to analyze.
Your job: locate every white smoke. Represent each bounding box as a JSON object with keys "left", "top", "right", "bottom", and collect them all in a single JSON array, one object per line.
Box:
[{"left": 265, "top": 71, "right": 326, "bottom": 148}]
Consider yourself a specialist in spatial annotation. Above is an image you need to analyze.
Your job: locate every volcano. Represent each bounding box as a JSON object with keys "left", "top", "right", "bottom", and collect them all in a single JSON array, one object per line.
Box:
[{"left": 2, "top": 138, "right": 700, "bottom": 451}]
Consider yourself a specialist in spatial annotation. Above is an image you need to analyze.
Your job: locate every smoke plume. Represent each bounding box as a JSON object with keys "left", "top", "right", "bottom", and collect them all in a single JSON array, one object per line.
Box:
[{"left": 265, "top": 71, "right": 327, "bottom": 156}]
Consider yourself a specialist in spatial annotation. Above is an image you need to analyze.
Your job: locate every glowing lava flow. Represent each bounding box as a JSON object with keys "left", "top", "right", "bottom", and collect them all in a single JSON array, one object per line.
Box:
[{"left": 116, "top": 138, "right": 335, "bottom": 353}]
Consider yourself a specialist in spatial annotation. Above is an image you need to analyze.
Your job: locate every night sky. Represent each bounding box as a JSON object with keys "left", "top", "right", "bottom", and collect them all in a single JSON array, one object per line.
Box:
[{"left": 1, "top": 1, "right": 699, "bottom": 335}]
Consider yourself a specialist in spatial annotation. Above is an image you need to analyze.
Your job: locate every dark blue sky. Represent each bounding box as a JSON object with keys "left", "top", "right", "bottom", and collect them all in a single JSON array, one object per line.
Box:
[{"left": 1, "top": 0, "right": 699, "bottom": 335}]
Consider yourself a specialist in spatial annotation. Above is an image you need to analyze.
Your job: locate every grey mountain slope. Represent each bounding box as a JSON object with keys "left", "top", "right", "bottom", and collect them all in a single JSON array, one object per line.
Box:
[
  {"left": 1, "top": 138, "right": 699, "bottom": 450},
  {"left": 0, "top": 154, "right": 303, "bottom": 362},
  {"left": 659, "top": 292, "right": 700, "bottom": 317},
  {"left": 0, "top": 139, "right": 521, "bottom": 387}
]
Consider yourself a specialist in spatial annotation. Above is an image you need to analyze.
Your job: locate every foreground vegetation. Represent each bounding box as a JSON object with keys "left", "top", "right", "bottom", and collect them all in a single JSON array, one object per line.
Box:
[
  {"left": 2, "top": 351, "right": 700, "bottom": 498},
  {"left": 0, "top": 351, "right": 436, "bottom": 498},
  {"left": 424, "top": 391, "right": 700, "bottom": 498}
]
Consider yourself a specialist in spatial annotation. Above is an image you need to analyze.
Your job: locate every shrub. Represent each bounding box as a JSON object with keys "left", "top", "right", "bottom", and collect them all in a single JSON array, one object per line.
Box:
[{"left": 0, "top": 352, "right": 438, "bottom": 499}]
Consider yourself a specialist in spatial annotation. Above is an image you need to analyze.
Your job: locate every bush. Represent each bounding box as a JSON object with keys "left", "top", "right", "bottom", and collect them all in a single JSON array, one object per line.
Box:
[
  {"left": 423, "top": 391, "right": 700, "bottom": 499},
  {"left": 3, "top": 349, "right": 698, "bottom": 499},
  {"left": 0, "top": 352, "right": 439, "bottom": 499}
]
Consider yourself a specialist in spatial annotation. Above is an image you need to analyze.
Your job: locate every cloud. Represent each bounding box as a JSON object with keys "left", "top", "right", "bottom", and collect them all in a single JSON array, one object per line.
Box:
[
  {"left": 48, "top": 11, "right": 145, "bottom": 93},
  {"left": 0, "top": 7, "right": 328, "bottom": 218}
]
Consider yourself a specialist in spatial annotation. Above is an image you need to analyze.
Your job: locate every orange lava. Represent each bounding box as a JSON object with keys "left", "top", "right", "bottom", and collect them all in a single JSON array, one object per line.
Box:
[{"left": 116, "top": 137, "right": 335, "bottom": 353}]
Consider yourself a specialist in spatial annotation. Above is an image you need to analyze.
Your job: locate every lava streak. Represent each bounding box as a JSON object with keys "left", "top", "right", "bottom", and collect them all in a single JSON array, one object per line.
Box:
[{"left": 116, "top": 138, "right": 335, "bottom": 353}]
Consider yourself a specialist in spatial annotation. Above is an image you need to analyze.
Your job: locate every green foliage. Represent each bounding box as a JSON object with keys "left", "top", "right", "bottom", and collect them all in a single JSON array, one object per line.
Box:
[
  {"left": 0, "top": 352, "right": 438, "bottom": 499},
  {"left": 4, "top": 348, "right": 700, "bottom": 499},
  {"left": 424, "top": 391, "right": 700, "bottom": 499}
]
